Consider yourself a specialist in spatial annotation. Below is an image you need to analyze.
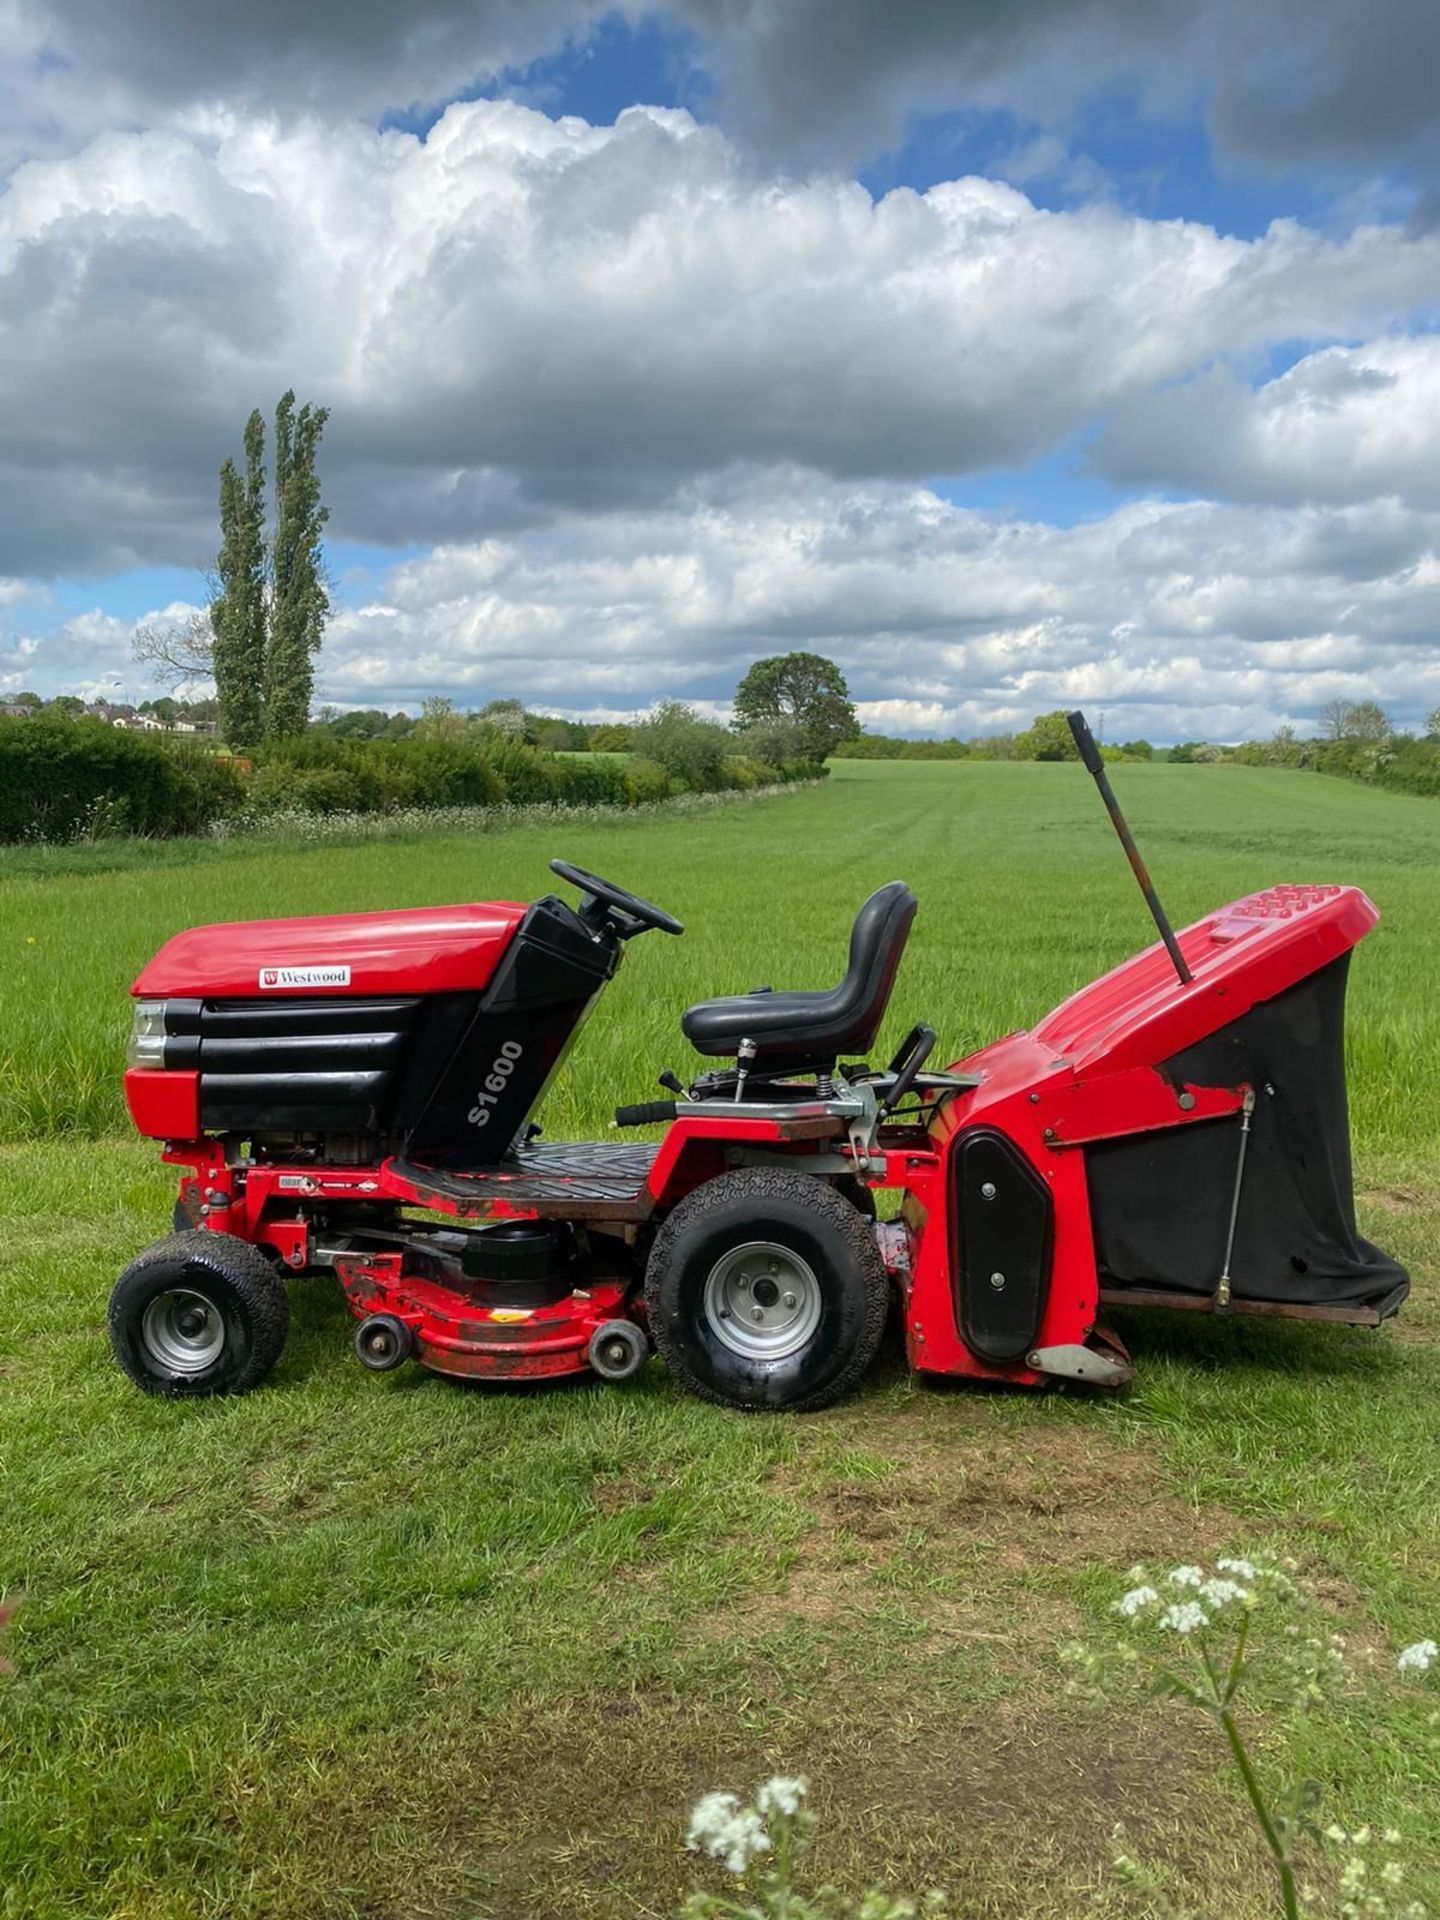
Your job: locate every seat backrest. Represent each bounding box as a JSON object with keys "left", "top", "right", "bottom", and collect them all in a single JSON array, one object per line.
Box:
[{"left": 843, "top": 881, "right": 918, "bottom": 1052}]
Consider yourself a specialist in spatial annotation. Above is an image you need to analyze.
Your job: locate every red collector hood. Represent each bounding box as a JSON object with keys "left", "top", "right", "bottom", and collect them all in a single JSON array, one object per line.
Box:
[{"left": 132, "top": 902, "right": 530, "bottom": 999}]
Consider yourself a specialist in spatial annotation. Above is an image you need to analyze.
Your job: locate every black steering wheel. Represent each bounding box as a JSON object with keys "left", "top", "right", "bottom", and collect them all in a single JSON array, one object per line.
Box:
[{"left": 550, "top": 859, "right": 684, "bottom": 938}]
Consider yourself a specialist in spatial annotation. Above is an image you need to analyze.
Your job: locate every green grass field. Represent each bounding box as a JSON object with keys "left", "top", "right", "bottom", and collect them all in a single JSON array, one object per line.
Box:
[{"left": 2, "top": 760, "right": 1439, "bottom": 1918}]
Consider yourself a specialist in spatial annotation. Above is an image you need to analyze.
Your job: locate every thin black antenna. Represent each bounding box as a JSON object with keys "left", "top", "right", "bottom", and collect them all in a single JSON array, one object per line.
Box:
[{"left": 1066, "top": 710, "right": 1193, "bottom": 986}]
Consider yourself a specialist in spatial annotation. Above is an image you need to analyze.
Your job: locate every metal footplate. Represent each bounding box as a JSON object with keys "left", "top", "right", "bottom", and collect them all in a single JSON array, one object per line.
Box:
[{"left": 391, "top": 1142, "right": 660, "bottom": 1221}]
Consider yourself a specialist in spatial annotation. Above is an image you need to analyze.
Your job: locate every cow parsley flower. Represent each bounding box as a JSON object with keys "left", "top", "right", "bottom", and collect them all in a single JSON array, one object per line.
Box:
[
  {"left": 686, "top": 1792, "right": 771, "bottom": 1875},
  {"left": 1116, "top": 1584, "right": 1159, "bottom": 1618},
  {"left": 756, "top": 1775, "right": 808, "bottom": 1819},
  {"left": 1217, "top": 1557, "right": 1259, "bottom": 1581},
  {"left": 1166, "top": 1565, "right": 1205, "bottom": 1590},
  {"left": 1397, "top": 1639, "right": 1437, "bottom": 1675},
  {"left": 1199, "top": 1577, "right": 1250, "bottom": 1610},
  {"left": 1160, "top": 1601, "right": 1210, "bottom": 1635}
]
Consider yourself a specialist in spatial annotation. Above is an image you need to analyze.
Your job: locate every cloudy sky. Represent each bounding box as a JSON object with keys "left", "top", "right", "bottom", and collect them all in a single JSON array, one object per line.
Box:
[{"left": 2, "top": 0, "right": 1439, "bottom": 740}]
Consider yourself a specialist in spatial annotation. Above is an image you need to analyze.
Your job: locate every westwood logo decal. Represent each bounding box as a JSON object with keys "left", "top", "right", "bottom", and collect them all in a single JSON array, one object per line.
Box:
[{"left": 258, "top": 963, "right": 351, "bottom": 990}]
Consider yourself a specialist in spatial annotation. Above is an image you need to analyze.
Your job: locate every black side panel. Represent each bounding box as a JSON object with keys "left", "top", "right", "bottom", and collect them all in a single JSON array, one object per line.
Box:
[
  {"left": 186, "top": 995, "right": 439, "bottom": 1134},
  {"left": 405, "top": 895, "right": 618, "bottom": 1161},
  {"left": 953, "top": 1130, "right": 1053, "bottom": 1363},
  {"left": 1086, "top": 953, "right": 1408, "bottom": 1310}
]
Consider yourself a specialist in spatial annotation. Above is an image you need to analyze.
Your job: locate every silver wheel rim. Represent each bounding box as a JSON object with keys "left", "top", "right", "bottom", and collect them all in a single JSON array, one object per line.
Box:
[
  {"left": 702, "top": 1240, "right": 823, "bottom": 1360},
  {"left": 141, "top": 1287, "right": 225, "bottom": 1373}
]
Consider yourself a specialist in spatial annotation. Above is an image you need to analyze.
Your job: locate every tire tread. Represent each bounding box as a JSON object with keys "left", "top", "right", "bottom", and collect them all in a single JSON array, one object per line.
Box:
[
  {"left": 645, "top": 1166, "right": 889, "bottom": 1413},
  {"left": 108, "top": 1230, "right": 290, "bottom": 1398}
]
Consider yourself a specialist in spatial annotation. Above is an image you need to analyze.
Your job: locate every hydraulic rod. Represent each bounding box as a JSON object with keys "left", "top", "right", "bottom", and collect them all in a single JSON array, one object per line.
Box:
[{"left": 1066, "top": 709, "right": 1194, "bottom": 986}]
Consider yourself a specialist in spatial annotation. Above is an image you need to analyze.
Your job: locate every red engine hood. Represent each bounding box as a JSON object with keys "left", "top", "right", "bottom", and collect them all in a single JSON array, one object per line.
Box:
[{"left": 133, "top": 902, "right": 530, "bottom": 999}]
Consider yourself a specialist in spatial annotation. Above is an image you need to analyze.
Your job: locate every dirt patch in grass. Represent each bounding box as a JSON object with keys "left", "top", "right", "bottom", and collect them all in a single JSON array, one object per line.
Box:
[
  {"left": 726, "top": 1403, "right": 1233, "bottom": 1648},
  {"left": 592, "top": 1474, "right": 660, "bottom": 1516},
  {"left": 440, "top": 1666, "right": 1224, "bottom": 1920},
  {"left": 1358, "top": 1184, "right": 1427, "bottom": 1213}
]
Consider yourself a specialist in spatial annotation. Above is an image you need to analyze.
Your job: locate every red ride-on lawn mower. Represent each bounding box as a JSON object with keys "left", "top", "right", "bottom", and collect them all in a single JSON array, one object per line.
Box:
[{"left": 110, "top": 713, "right": 1407, "bottom": 1411}]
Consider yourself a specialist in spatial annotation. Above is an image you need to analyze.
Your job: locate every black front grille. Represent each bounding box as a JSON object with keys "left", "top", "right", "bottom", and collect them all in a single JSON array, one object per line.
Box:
[{"left": 167, "top": 996, "right": 427, "bottom": 1134}]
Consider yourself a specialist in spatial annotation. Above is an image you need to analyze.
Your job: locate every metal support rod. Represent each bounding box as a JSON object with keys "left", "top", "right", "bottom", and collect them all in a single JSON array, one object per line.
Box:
[
  {"left": 1066, "top": 710, "right": 1194, "bottom": 985},
  {"left": 1214, "top": 1086, "right": 1256, "bottom": 1311}
]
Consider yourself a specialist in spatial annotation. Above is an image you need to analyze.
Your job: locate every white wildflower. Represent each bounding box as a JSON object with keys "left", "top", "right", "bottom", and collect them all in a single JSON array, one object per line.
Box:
[
  {"left": 1397, "top": 1639, "right": 1437, "bottom": 1674},
  {"left": 1166, "top": 1565, "right": 1206, "bottom": 1590},
  {"left": 1116, "top": 1585, "right": 1159, "bottom": 1618},
  {"left": 1160, "top": 1601, "right": 1210, "bottom": 1635},
  {"left": 756, "top": 1775, "right": 808, "bottom": 1819},
  {"left": 1218, "top": 1557, "right": 1259, "bottom": 1581},
  {"left": 686, "top": 1792, "right": 772, "bottom": 1875},
  {"left": 1339, "top": 1856, "right": 1367, "bottom": 1897},
  {"left": 688, "top": 1791, "right": 740, "bottom": 1847},
  {"left": 1199, "top": 1578, "right": 1250, "bottom": 1610}
]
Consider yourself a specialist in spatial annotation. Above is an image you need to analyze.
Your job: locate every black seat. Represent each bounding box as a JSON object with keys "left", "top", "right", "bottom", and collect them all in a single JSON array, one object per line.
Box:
[{"left": 681, "top": 881, "right": 917, "bottom": 1063}]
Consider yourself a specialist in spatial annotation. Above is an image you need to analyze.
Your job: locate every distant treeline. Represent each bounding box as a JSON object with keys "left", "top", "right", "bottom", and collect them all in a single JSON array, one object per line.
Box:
[
  {"left": 834, "top": 711, "right": 1155, "bottom": 763},
  {"left": 1202, "top": 699, "right": 1440, "bottom": 800}
]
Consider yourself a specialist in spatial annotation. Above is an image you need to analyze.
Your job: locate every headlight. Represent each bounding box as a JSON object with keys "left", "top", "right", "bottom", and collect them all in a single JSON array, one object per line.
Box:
[{"left": 127, "top": 1000, "right": 169, "bottom": 1069}]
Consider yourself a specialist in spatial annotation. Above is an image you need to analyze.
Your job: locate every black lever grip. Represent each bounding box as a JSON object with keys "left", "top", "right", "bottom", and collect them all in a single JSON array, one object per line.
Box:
[
  {"left": 614, "top": 1100, "right": 678, "bottom": 1128},
  {"left": 1066, "top": 709, "right": 1105, "bottom": 775}
]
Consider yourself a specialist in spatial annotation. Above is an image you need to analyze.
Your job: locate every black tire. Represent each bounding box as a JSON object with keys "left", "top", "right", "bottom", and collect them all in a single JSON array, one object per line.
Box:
[
  {"left": 108, "top": 1230, "right": 290, "bottom": 1399},
  {"left": 645, "top": 1167, "right": 889, "bottom": 1412},
  {"left": 833, "top": 1176, "right": 878, "bottom": 1220},
  {"left": 353, "top": 1313, "right": 414, "bottom": 1372}
]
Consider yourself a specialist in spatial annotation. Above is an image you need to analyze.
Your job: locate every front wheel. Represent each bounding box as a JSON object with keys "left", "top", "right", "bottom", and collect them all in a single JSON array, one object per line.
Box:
[
  {"left": 645, "top": 1168, "right": 890, "bottom": 1412},
  {"left": 108, "top": 1230, "right": 290, "bottom": 1398}
]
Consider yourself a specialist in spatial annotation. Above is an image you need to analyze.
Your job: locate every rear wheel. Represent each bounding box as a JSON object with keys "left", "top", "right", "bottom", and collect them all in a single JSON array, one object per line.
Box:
[
  {"left": 645, "top": 1168, "right": 889, "bottom": 1412},
  {"left": 108, "top": 1231, "right": 290, "bottom": 1398}
]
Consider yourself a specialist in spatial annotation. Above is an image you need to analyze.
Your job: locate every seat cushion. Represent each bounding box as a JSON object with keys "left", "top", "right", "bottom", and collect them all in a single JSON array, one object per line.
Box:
[{"left": 681, "top": 881, "right": 916, "bottom": 1060}]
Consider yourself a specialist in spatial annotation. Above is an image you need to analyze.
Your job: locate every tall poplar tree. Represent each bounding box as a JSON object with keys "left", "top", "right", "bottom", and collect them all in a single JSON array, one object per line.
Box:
[
  {"left": 208, "top": 392, "right": 329, "bottom": 747},
  {"left": 209, "top": 409, "right": 267, "bottom": 749},
  {"left": 264, "top": 390, "right": 331, "bottom": 740}
]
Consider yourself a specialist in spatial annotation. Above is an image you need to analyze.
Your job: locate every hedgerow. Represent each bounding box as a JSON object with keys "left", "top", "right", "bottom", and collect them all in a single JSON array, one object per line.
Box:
[
  {"left": 0, "top": 716, "right": 824, "bottom": 843},
  {"left": 0, "top": 719, "right": 245, "bottom": 841}
]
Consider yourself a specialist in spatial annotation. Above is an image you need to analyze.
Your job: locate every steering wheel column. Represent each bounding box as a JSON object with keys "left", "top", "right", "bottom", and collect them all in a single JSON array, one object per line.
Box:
[{"left": 549, "top": 859, "right": 685, "bottom": 940}]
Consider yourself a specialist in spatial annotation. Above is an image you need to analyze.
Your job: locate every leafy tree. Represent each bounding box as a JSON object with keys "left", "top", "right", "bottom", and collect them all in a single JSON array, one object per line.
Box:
[
  {"left": 630, "top": 700, "right": 732, "bottom": 789},
  {"left": 533, "top": 718, "right": 580, "bottom": 752},
  {"left": 732, "top": 652, "right": 859, "bottom": 759},
  {"left": 1013, "top": 710, "right": 1080, "bottom": 761},
  {"left": 208, "top": 393, "right": 329, "bottom": 748},
  {"left": 1320, "top": 697, "right": 1390, "bottom": 743},
  {"left": 738, "top": 716, "right": 810, "bottom": 769},
  {"left": 48, "top": 694, "right": 86, "bottom": 718},
  {"left": 477, "top": 698, "right": 529, "bottom": 739},
  {"left": 211, "top": 410, "right": 268, "bottom": 748},
  {"left": 1168, "top": 741, "right": 1205, "bottom": 763},
  {"left": 1426, "top": 707, "right": 1440, "bottom": 741},
  {"left": 416, "top": 696, "right": 466, "bottom": 739},
  {"left": 1118, "top": 738, "right": 1154, "bottom": 760},
  {"left": 10, "top": 691, "right": 41, "bottom": 709},
  {"left": 589, "top": 722, "right": 632, "bottom": 752},
  {"left": 263, "top": 391, "right": 330, "bottom": 740}
]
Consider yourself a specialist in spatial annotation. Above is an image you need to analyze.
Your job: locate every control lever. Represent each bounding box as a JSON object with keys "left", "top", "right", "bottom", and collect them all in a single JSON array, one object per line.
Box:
[
  {"left": 881, "top": 1023, "right": 937, "bottom": 1115},
  {"left": 614, "top": 1100, "right": 678, "bottom": 1128}
]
